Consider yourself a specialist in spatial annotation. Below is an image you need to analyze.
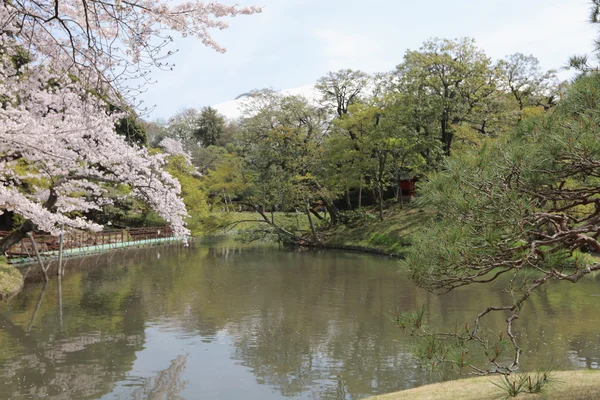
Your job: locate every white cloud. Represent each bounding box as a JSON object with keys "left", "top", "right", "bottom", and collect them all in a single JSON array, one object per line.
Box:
[
  {"left": 313, "top": 28, "right": 394, "bottom": 72},
  {"left": 477, "top": 1, "right": 594, "bottom": 72}
]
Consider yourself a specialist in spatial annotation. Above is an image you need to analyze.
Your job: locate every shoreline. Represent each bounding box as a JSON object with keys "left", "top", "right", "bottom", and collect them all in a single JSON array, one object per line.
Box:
[
  {"left": 0, "top": 261, "right": 24, "bottom": 300},
  {"left": 367, "top": 370, "right": 600, "bottom": 400},
  {"left": 2, "top": 239, "right": 187, "bottom": 298},
  {"left": 294, "top": 240, "right": 404, "bottom": 257}
]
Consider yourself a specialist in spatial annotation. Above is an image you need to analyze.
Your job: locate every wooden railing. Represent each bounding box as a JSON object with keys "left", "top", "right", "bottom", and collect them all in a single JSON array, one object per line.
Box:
[{"left": 0, "top": 226, "right": 174, "bottom": 259}]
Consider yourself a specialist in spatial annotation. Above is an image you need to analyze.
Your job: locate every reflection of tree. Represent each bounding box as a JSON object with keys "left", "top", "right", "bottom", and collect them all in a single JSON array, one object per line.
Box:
[
  {"left": 0, "top": 255, "right": 148, "bottom": 399},
  {"left": 130, "top": 354, "right": 189, "bottom": 400},
  {"left": 2, "top": 240, "right": 600, "bottom": 400},
  {"left": 146, "top": 247, "right": 431, "bottom": 399}
]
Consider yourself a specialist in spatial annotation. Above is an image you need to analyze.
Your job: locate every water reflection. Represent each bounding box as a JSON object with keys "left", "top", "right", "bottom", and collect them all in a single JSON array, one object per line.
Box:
[
  {"left": 0, "top": 238, "right": 598, "bottom": 399},
  {"left": 129, "top": 354, "right": 189, "bottom": 400}
]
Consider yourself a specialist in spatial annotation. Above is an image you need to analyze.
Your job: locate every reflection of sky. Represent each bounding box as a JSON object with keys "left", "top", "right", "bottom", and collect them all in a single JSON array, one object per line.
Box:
[
  {"left": 107, "top": 325, "right": 292, "bottom": 399},
  {"left": 2, "top": 241, "right": 599, "bottom": 400}
]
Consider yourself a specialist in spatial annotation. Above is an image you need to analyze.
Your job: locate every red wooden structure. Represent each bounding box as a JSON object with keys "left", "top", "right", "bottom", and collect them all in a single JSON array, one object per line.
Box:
[{"left": 399, "top": 177, "right": 417, "bottom": 197}]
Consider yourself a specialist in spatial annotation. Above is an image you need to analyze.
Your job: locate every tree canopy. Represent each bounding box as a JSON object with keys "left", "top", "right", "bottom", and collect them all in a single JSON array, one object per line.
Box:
[{"left": 400, "top": 72, "right": 600, "bottom": 374}]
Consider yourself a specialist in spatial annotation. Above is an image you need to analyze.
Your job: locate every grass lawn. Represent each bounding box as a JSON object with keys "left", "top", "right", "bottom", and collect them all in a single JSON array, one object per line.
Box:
[{"left": 368, "top": 370, "right": 600, "bottom": 400}]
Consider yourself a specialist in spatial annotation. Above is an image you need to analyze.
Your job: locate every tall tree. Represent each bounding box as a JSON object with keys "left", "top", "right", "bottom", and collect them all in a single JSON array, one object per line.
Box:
[
  {"left": 316, "top": 69, "right": 371, "bottom": 119},
  {"left": 395, "top": 38, "right": 499, "bottom": 155},
  {"left": 195, "top": 106, "right": 226, "bottom": 147},
  {"left": 498, "top": 53, "right": 558, "bottom": 119},
  {"left": 166, "top": 108, "right": 201, "bottom": 142},
  {"left": 239, "top": 91, "right": 338, "bottom": 233}
]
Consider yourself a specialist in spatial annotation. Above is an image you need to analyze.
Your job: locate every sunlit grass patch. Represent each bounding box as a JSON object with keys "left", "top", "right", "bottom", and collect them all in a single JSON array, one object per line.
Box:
[
  {"left": 367, "top": 370, "right": 600, "bottom": 400},
  {"left": 0, "top": 258, "right": 24, "bottom": 298}
]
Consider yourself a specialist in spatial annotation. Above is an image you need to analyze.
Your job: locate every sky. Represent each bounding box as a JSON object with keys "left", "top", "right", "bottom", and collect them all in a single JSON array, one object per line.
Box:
[{"left": 140, "top": 0, "right": 597, "bottom": 120}]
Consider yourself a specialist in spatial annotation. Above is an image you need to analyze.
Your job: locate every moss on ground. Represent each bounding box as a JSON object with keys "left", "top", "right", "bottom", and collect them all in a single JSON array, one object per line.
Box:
[
  {"left": 0, "top": 257, "right": 24, "bottom": 299},
  {"left": 368, "top": 370, "right": 600, "bottom": 400}
]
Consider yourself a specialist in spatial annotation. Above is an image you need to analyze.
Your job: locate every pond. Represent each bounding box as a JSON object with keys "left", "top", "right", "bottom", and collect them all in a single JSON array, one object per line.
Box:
[{"left": 0, "top": 238, "right": 599, "bottom": 399}]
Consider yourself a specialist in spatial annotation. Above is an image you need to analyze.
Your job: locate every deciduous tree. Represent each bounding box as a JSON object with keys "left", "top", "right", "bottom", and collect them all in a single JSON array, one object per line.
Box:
[{"left": 395, "top": 38, "right": 499, "bottom": 155}]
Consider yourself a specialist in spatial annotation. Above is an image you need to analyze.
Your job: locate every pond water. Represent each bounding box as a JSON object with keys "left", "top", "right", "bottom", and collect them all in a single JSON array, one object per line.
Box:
[{"left": 0, "top": 238, "right": 599, "bottom": 399}]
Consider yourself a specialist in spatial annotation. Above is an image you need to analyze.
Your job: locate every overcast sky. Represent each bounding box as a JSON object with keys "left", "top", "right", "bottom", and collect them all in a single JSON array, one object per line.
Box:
[{"left": 140, "top": 0, "right": 597, "bottom": 120}]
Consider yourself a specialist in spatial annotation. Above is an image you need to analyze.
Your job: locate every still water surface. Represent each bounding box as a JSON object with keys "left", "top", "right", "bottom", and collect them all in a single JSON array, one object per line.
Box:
[{"left": 0, "top": 238, "right": 599, "bottom": 399}]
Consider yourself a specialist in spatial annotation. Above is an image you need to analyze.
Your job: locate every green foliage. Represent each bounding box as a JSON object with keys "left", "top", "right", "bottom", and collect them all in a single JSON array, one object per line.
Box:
[
  {"left": 498, "top": 53, "right": 558, "bottom": 117},
  {"left": 491, "top": 370, "right": 555, "bottom": 398},
  {"left": 315, "top": 69, "right": 370, "bottom": 117},
  {"left": 395, "top": 38, "right": 509, "bottom": 154},
  {"left": 396, "top": 305, "right": 426, "bottom": 331},
  {"left": 165, "top": 154, "right": 208, "bottom": 236},
  {"left": 202, "top": 152, "right": 247, "bottom": 210},
  {"left": 525, "top": 369, "right": 556, "bottom": 394},
  {"left": 399, "top": 71, "right": 600, "bottom": 374},
  {"left": 369, "top": 232, "right": 410, "bottom": 248},
  {"left": 194, "top": 106, "right": 225, "bottom": 147},
  {"left": 237, "top": 90, "right": 332, "bottom": 223},
  {"left": 115, "top": 114, "right": 148, "bottom": 146},
  {"left": 492, "top": 374, "right": 529, "bottom": 398},
  {"left": 323, "top": 204, "right": 432, "bottom": 255}
]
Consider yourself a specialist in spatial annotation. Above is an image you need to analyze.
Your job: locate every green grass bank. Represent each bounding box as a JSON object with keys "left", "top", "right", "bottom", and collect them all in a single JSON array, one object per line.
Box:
[
  {"left": 207, "top": 204, "right": 432, "bottom": 257},
  {"left": 317, "top": 204, "right": 432, "bottom": 256},
  {"left": 0, "top": 257, "right": 24, "bottom": 299}
]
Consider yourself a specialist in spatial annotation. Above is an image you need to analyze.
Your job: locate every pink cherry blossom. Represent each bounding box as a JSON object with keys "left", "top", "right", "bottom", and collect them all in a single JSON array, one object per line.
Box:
[{"left": 0, "top": 1, "right": 260, "bottom": 248}]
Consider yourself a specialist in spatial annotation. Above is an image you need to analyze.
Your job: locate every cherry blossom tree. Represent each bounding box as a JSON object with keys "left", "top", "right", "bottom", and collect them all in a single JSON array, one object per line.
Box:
[
  {"left": 159, "top": 137, "right": 194, "bottom": 169},
  {"left": 2, "top": 0, "right": 261, "bottom": 99},
  {"left": 0, "top": 0, "right": 261, "bottom": 252}
]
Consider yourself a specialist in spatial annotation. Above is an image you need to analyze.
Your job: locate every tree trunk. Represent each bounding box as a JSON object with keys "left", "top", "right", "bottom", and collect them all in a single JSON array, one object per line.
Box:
[
  {"left": 441, "top": 112, "right": 453, "bottom": 156},
  {"left": 261, "top": 184, "right": 266, "bottom": 214},
  {"left": 309, "top": 208, "right": 324, "bottom": 221},
  {"left": 368, "top": 188, "right": 377, "bottom": 206},
  {"left": 345, "top": 189, "right": 352, "bottom": 210},
  {"left": 28, "top": 233, "right": 49, "bottom": 282},
  {"left": 0, "top": 219, "right": 35, "bottom": 254},
  {"left": 305, "top": 203, "right": 319, "bottom": 244},
  {"left": 321, "top": 196, "right": 340, "bottom": 227},
  {"left": 397, "top": 177, "right": 404, "bottom": 210},
  {"left": 399, "top": 187, "right": 404, "bottom": 210},
  {"left": 378, "top": 182, "right": 384, "bottom": 222},
  {"left": 358, "top": 182, "right": 363, "bottom": 208},
  {"left": 222, "top": 191, "right": 230, "bottom": 212}
]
